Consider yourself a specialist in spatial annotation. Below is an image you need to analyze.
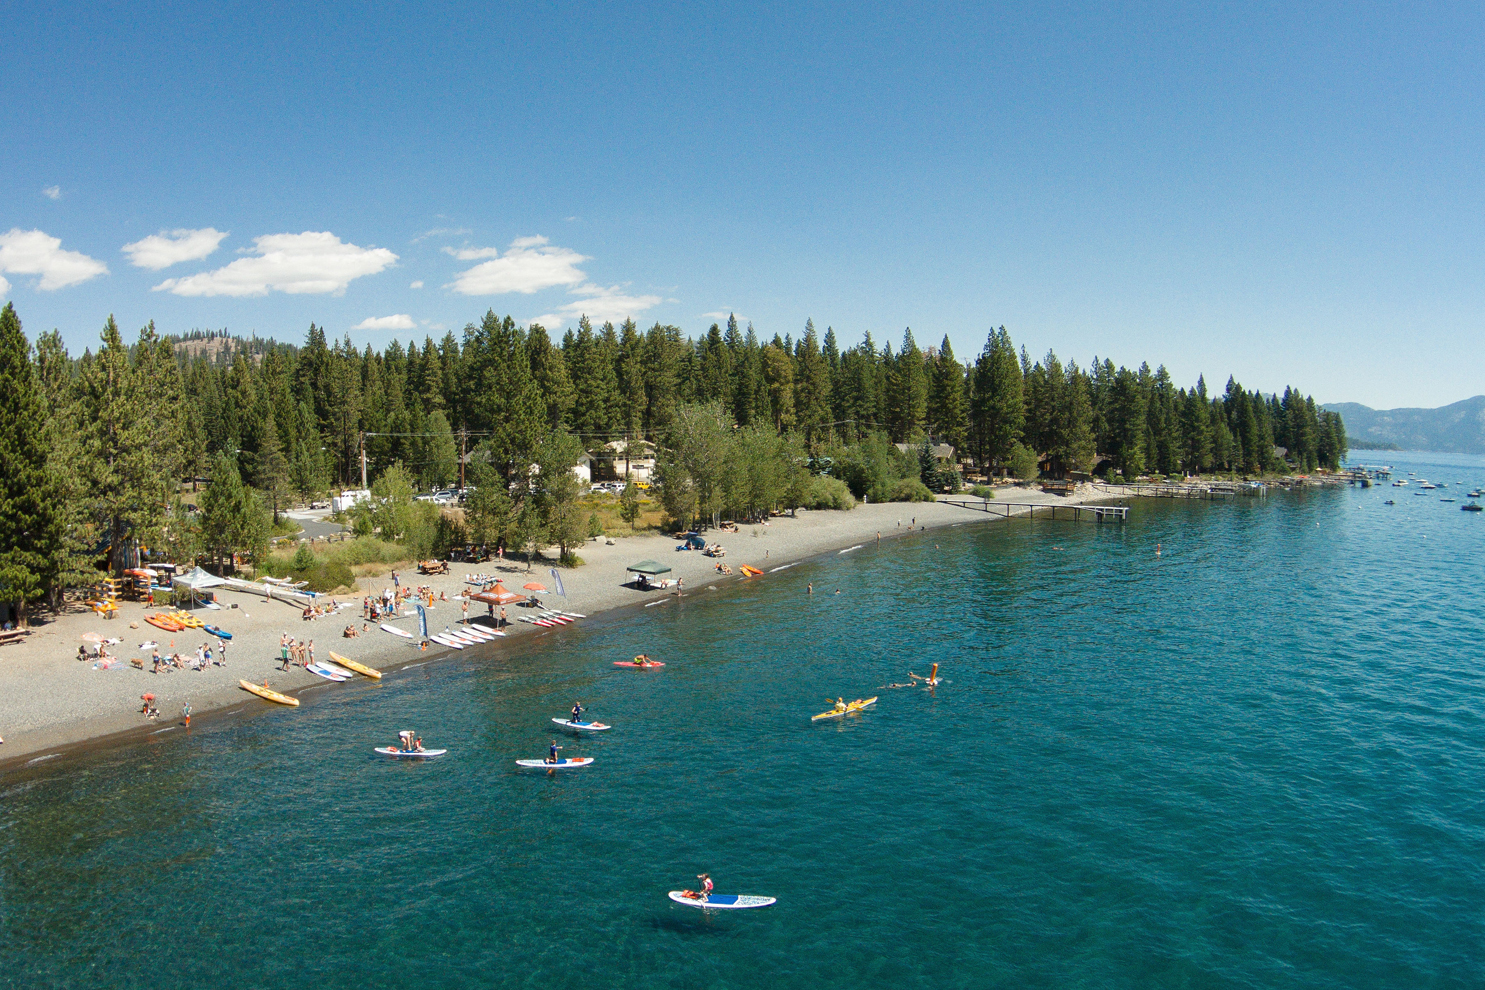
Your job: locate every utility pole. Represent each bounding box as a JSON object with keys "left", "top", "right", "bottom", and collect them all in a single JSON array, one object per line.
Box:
[
  {"left": 459, "top": 426, "right": 467, "bottom": 490},
  {"left": 360, "top": 431, "right": 367, "bottom": 489}
]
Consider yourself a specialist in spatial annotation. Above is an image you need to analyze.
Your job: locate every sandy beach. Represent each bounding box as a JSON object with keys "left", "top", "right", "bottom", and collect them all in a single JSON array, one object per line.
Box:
[{"left": 0, "top": 488, "right": 1113, "bottom": 767}]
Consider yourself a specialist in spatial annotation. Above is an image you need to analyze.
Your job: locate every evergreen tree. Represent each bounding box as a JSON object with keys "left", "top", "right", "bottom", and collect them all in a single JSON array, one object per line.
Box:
[
  {"left": 527, "top": 324, "right": 575, "bottom": 430},
  {"left": 968, "top": 328, "right": 1023, "bottom": 474},
  {"left": 0, "top": 304, "right": 62, "bottom": 624},
  {"left": 926, "top": 335, "right": 967, "bottom": 452},
  {"left": 883, "top": 329, "right": 927, "bottom": 440},
  {"left": 793, "top": 319, "right": 832, "bottom": 439}
]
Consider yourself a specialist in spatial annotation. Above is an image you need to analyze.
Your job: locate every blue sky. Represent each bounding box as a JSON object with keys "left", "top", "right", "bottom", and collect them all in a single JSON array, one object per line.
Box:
[{"left": 2, "top": 2, "right": 1482, "bottom": 408}]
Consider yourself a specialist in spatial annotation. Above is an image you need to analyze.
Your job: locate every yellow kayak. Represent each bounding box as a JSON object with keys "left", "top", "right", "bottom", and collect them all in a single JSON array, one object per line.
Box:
[
  {"left": 328, "top": 651, "right": 382, "bottom": 679},
  {"left": 172, "top": 611, "right": 205, "bottom": 628},
  {"left": 811, "top": 696, "right": 878, "bottom": 721},
  {"left": 239, "top": 679, "right": 300, "bottom": 706}
]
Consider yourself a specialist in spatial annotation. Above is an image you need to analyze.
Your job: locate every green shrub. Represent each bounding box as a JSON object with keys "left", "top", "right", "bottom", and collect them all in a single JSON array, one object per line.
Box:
[
  {"left": 296, "top": 561, "right": 357, "bottom": 593},
  {"left": 803, "top": 475, "right": 856, "bottom": 511},
  {"left": 969, "top": 484, "right": 996, "bottom": 500},
  {"left": 1008, "top": 442, "right": 1040, "bottom": 481},
  {"left": 291, "top": 542, "right": 316, "bottom": 570},
  {"left": 887, "top": 478, "right": 936, "bottom": 502},
  {"left": 587, "top": 513, "right": 604, "bottom": 538}
]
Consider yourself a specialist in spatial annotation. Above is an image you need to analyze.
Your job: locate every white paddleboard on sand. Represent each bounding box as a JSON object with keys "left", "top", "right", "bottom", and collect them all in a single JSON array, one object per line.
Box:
[
  {"left": 381, "top": 623, "right": 413, "bottom": 638},
  {"left": 306, "top": 663, "right": 348, "bottom": 681},
  {"left": 319, "top": 659, "right": 357, "bottom": 678},
  {"left": 668, "top": 891, "right": 776, "bottom": 909},
  {"left": 552, "top": 718, "right": 611, "bottom": 731},
  {"left": 430, "top": 634, "right": 464, "bottom": 649},
  {"left": 515, "top": 757, "right": 594, "bottom": 769},
  {"left": 374, "top": 747, "right": 447, "bottom": 759}
]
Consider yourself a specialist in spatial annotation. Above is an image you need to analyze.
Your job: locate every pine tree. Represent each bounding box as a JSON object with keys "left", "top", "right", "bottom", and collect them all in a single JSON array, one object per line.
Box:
[
  {"left": 793, "top": 319, "right": 831, "bottom": 439},
  {"left": 926, "top": 335, "right": 967, "bottom": 453},
  {"left": 0, "top": 304, "right": 62, "bottom": 624},
  {"left": 528, "top": 324, "right": 575, "bottom": 430},
  {"left": 968, "top": 328, "right": 1024, "bottom": 474}
]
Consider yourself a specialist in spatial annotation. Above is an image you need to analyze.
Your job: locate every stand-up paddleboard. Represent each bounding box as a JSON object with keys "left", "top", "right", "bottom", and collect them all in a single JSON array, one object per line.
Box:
[
  {"left": 239, "top": 679, "right": 300, "bottom": 706},
  {"left": 381, "top": 623, "right": 414, "bottom": 639},
  {"left": 552, "top": 609, "right": 587, "bottom": 618},
  {"left": 668, "top": 891, "right": 776, "bottom": 910},
  {"left": 306, "top": 663, "right": 349, "bottom": 681},
  {"left": 540, "top": 611, "right": 573, "bottom": 624},
  {"left": 515, "top": 757, "right": 594, "bottom": 769},
  {"left": 552, "top": 718, "right": 611, "bottom": 731},
  {"left": 203, "top": 625, "right": 232, "bottom": 639},
  {"left": 430, "top": 633, "right": 465, "bottom": 649},
  {"left": 328, "top": 652, "right": 381, "bottom": 679},
  {"left": 374, "top": 747, "right": 447, "bottom": 759},
  {"left": 319, "top": 658, "right": 357, "bottom": 678},
  {"left": 614, "top": 659, "right": 665, "bottom": 668},
  {"left": 811, "top": 696, "right": 878, "bottom": 721}
]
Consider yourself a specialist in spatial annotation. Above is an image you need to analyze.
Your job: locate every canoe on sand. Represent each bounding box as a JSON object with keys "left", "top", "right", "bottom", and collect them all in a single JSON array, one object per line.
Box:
[{"left": 239, "top": 679, "right": 299, "bottom": 706}]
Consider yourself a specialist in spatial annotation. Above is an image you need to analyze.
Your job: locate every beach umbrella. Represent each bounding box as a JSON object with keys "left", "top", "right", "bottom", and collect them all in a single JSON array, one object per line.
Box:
[
  {"left": 523, "top": 582, "right": 547, "bottom": 592},
  {"left": 80, "top": 632, "right": 104, "bottom": 643},
  {"left": 141, "top": 694, "right": 155, "bottom": 701}
]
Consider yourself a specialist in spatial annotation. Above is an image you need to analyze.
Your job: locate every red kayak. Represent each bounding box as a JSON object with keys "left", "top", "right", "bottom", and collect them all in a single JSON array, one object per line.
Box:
[{"left": 614, "top": 660, "right": 665, "bottom": 668}]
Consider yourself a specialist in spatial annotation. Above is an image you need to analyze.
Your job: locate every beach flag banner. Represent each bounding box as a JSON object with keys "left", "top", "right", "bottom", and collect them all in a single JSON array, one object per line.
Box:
[
  {"left": 549, "top": 568, "right": 566, "bottom": 598},
  {"left": 416, "top": 603, "right": 428, "bottom": 639}
]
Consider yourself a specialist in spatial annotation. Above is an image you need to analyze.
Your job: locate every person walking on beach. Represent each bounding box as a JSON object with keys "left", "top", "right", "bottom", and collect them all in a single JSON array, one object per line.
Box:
[
  {"left": 499, "top": 605, "right": 507, "bottom": 628},
  {"left": 461, "top": 598, "right": 469, "bottom": 623},
  {"left": 307, "top": 640, "right": 315, "bottom": 667},
  {"left": 152, "top": 646, "right": 162, "bottom": 674},
  {"left": 217, "top": 637, "right": 227, "bottom": 666}
]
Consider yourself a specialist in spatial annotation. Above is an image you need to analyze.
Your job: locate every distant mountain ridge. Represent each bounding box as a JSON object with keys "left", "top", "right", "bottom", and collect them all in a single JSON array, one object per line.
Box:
[{"left": 1324, "top": 396, "right": 1485, "bottom": 454}]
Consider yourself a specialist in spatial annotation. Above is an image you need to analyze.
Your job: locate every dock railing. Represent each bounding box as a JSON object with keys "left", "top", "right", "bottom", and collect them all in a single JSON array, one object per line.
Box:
[{"left": 939, "top": 498, "right": 1129, "bottom": 522}]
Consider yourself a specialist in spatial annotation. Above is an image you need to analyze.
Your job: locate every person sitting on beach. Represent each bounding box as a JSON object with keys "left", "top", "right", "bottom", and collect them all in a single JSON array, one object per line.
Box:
[{"left": 78, "top": 645, "right": 89, "bottom": 663}]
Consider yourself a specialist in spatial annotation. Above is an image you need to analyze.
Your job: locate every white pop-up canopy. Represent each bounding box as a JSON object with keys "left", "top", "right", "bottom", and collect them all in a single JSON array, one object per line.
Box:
[{"left": 172, "top": 567, "right": 226, "bottom": 590}]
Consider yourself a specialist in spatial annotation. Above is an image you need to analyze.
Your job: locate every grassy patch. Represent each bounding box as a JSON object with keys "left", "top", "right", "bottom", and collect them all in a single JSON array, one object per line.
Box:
[{"left": 580, "top": 493, "right": 667, "bottom": 535}]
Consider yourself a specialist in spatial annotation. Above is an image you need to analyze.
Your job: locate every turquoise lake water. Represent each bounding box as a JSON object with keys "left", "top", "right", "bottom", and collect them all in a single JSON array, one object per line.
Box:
[{"left": 4, "top": 451, "right": 1485, "bottom": 988}]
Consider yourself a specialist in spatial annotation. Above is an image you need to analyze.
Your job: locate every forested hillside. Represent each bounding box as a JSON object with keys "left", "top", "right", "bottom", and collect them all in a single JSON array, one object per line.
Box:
[
  {"left": 0, "top": 302, "right": 1345, "bottom": 621},
  {"left": 1325, "top": 396, "right": 1485, "bottom": 454}
]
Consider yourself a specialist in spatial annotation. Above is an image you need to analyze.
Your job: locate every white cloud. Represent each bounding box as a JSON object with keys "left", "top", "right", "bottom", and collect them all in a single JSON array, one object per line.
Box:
[
  {"left": 701, "top": 310, "right": 746, "bottom": 322},
  {"left": 42, "top": 186, "right": 61, "bottom": 200},
  {"left": 154, "top": 231, "right": 397, "bottom": 297},
  {"left": 353, "top": 314, "right": 416, "bottom": 331},
  {"left": 534, "top": 283, "right": 662, "bottom": 328},
  {"left": 0, "top": 229, "right": 109, "bottom": 290},
  {"left": 409, "top": 280, "right": 424, "bottom": 289},
  {"left": 445, "top": 235, "right": 589, "bottom": 295},
  {"left": 0, "top": 275, "right": 10, "bottom": 296},
  {"left": 410, "top": 227, "right": 472, "bottom": 243},
  {"left": 122, "top": 227, "right": 228, "bottom": 270}
]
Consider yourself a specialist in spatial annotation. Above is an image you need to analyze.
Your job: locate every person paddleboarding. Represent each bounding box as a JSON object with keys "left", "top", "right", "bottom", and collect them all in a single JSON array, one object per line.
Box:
[
  {"left": 547, "top": 740, "right": 563, "bottom": 764},
  {"left": 697, "top": 873, "right": 713, "bottom": 901},
  {"left": 571, "top": 702, "right": 586, "bottom": 725}
]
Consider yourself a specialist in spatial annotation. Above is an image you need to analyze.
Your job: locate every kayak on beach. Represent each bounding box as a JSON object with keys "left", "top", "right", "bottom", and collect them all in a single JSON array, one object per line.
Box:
[
  {"left": 516, "top": 757, "right": 594, "bottom": 769},
  {"left": 552, "top": 718, "right": 612, "bottom": 731},
  {"left": 328, "top": 651, "right": 381, "bottom": 679},
  {"left": 812, "top": 696, "right": 878, "bottom": 721},
  {"left": 738, "top": 565, "right": 763, "bottom": 577},
  {"left": 238, "top": 679, "right": 299, "bottom": 706},
  {"left": 203, "top": 625, "right": 231, "bottom": 639},
  {"left": 668, "top": 891, "right": 776, "bottom": 910},
  {"left": 374, "top": 746, "right": 447, "bottom": 759},
  {"left": 381, "top": 623, "right": 414, "bottom": 639}
]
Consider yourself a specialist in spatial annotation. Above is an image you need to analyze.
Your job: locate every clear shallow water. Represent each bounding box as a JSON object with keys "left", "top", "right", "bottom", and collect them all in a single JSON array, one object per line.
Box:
[{"left": 5, "top": 454, "right": 1485, "bottom": 989}]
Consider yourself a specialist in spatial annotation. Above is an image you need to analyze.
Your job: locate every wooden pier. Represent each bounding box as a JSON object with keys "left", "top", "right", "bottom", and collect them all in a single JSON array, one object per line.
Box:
[
  {"left": 1087, "top": 482, "right": 1259, "bottom": 499},
  {"left": 940, "top": 499, "right": 1129, "bottom": 523}
]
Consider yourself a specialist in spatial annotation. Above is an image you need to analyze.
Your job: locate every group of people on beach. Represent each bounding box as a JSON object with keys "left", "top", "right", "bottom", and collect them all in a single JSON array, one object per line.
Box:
[
  {"left": 146, "top": 638, "right": 226, "bottom": 674},
  {"left": 278, "top": 633, "right": 314, "bottom": 671}
]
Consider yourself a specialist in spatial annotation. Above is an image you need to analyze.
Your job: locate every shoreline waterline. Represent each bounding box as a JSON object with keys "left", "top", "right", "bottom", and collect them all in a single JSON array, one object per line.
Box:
[{"left": 0, "top": 490, "right": 1117, "bottom": 771}]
